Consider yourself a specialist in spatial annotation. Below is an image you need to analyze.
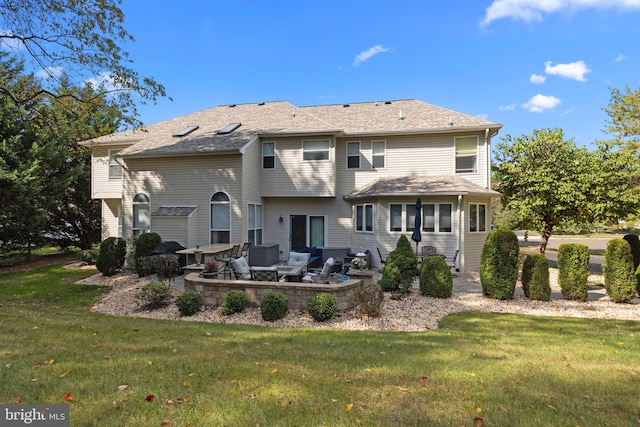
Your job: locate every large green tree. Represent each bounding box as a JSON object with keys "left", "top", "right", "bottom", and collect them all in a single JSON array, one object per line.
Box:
[
  {"left": 604, "top": 86, "right": 640, "bottom": 149},
  {"left": 0, "top": 0, "right": 168, "bottom": 129},
  {"left": 494, "top": 128, "right": 640, "bottom": 254}
]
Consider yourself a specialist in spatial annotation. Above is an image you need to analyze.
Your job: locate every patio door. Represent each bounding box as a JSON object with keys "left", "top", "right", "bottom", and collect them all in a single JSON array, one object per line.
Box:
[{"left": 290, "top": 215, "right": 326, "bottom": 251}]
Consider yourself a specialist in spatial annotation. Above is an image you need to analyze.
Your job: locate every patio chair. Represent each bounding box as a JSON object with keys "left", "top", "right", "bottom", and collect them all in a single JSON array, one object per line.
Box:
[
  {"left": 240, "top": 242, "right": 251, "bottom": 258},
  {"left": 449, "top": 250, "right": 460, "bottom": 277},
  {"left": 221, "top": 245, "right": 241, "bottom": 278},
  {"left": 250, "top": 268, "right": 280, "bottom": 282},
  {"left": 230, "top": 256, "right": 251, "bottom": 280}
]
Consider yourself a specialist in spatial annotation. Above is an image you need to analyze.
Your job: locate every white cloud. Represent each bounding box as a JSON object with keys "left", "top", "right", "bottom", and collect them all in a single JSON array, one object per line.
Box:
[
  {"left": 482, "top": 0, "right": 640, "bottom": 25},
  {"left": 36, "top": 66, "right": 64, "bottom": 80},
  {"left": 530, "top": 73, "right": 546, "bottom": 84},
  {"left": 615, "top": 54, "right": 628, "bottom": 62},
  {"left": 353, "top": 45, "right": 390, "bottom": 66},
  {"left": 522, "top": 94, "right": 561, "bottom": 112},
  {"left": 499, "top": 103, "right": 517, "bottom": 111},
  {"left": 544, "top": 60, "right": 591, "bottom": 81},
  {"left": 86, "top": 72, "right": 124, "bottom": 93}
]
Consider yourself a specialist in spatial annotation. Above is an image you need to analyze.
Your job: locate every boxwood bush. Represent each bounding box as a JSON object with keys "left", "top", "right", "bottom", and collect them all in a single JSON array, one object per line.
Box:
[
  {"left": 176, "top": 291, "right": 203, "bottom": 316},
  {"left": 96, "top": 237, "right": 127, "bottom": 276},
  {"left": 306, "top": 293, "right": 338, "bottom": 322},
  {"left": 419, "top": 256, "right": 453, "bottom": 298},
  {"left": 260, "top": 291, "right": 289, "bottom": 321},
  {"left": 135, "top": 232, "right": 162, "bottom": 277},
  {"left": 221, "top": 290, "right": 250, "bottom": 315},
  {"left": 136, "top": 281, "right": 172, "bottom": 309},
  {"left": 603, "top": 238, "right": 637, "bottom": 303},
  {"left": 480, "top": 229, "right": 519, "bottom": 300},
  {"left": 623, "top": 234, "right": 640, "bottom": 294},
  {"left": 557, "top": 243, "right": 589, "bottom": 301},
  {"left": 521, "top": 254, "right": 551, "bottom": 301}
]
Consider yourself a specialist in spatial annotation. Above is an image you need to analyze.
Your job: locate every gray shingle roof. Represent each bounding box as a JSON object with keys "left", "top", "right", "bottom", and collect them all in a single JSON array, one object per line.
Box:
[
  {"left": 82, "top": 99, "right": 501, "bottom": 158},
  {"left": 344, "top": 175, "right": 501, "bottom": 200}
]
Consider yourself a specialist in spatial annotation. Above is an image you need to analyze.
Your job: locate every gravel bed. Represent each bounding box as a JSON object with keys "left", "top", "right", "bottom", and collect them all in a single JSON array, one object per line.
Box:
[{"left": 80, "top": 269, "right": 639, "bottom": 332}]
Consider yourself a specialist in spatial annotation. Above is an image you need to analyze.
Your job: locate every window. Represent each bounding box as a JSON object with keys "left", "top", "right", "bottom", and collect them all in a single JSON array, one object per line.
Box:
[
  {"left": 455, "top": 136, "right": 477, "bottom": 173},
  {"left": 469, "top": 203, "right": 487, "bottom": 232},
  {"left": 303, "top": 140, "right": 330, "bottom": 161},
  {"left": 262, "top": 142, "right": 275, "bottom": 169},
  {"left": 372, "top": 140, "right": 386, "bottom": 169},
  {"left": 405, "top": 204, "right": 416, "bottom": 231},
  {"left": 346, "top": 141, "right": 361, "bottom": 169},
  {"left": 210, "top": 192, "right": 230, "bottom": 243},
  {"left": 248, "top": 204, "right": 263, "bottom": 245},
  {"left": 108, "top": 149, "right": 122, "bottom": 179},
  {"left": 355, "top": 204, "right": 373, "bottom": 232},
  {"left": 389, "top": 204, "right": 402, "bottom": 231},
  {"left": 422, "top": 203, "right": 452, "bottom": 233},
  {"left": 132, "top": 193, "right": 150, "bottom": 236}
]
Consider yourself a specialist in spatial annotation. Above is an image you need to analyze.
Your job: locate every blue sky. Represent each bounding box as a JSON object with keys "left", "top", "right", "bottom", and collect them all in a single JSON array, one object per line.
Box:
[{"left": 117, "top": 1, "right": 640, "bottom": 148}]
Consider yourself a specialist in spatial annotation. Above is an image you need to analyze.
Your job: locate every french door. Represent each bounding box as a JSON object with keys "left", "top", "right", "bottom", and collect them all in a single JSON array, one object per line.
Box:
[{"left": 290, "top": 214, "right": 326, "bottom": 251}]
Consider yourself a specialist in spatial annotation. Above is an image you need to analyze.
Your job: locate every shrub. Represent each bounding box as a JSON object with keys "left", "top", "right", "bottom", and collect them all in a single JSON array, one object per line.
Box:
[
  {"left": 557, "top": 243, "right": 589, "bottom": 301},
  {"left": 306, "top": 293, "right": 338, "bottom": 322},
  {"left": 135, "top": 232, "right": 162, "bottom": 276},
  {"left": 480, "top": 229, "right": 519, "bottom": 300},
  {"left": 77, "top": 247, "right": 98, "bottom": 265},
  {"left": 260, "top": 292, "right": 289, "bottom": 321},
  {"left": 522, "top": 254, "right": 551, "bottom": 301},
  {"left": 351, "top": 284, "right": 384, "bottom": 318},
  {"left": 137, "top": 254, "right": 180, "bottom": 284},
  {"left": 378, "top": 235, "right": 418, "bottom": 293},
  {"left": 419, "top": 256, "right": 453, "bottom": 298},
  {"left": 623, "top": 234, "right": 640, "bottom": 294},
  {"left": 176, "top": 291, "right": 204, "bottom": 316},
  {"left": 96, "top": 237, "right": 127, "bottom": 276},
  {"left": 603, "top": 239, "right": 637, "bottom": 303},
  {"left": 136, "top": 281, "right": 172, "bottom": 309},
  {"left": 221, "top": 290, "right": 250, "bottom": 315}
]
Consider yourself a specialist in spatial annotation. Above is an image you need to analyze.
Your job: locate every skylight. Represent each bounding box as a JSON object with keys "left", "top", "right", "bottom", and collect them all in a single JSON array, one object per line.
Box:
[
  {"left": 173, "top": 125, "right": 199, "bottom": 137},
  {"left": 217, "top": 123, "right": 241, "bottom": 135}
]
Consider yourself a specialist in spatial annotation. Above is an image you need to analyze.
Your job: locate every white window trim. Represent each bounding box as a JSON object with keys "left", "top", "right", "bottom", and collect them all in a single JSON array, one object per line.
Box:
[
  {"left": 469, "top": 203, "right": 487, "bottom": 233},
  {"left": 247, "top": 203, "right": 263, "bottom": 244},
  {"left": 371, "top": 140, "right": 386, "bottom": 169},
  {"left": 262, "top": 141, "right": 276, "bottom": 170},
  {"left": 132, "top": 193, "right": 150, "bottom": 235},
  {"left": 346, "top": 141, "right": 361, "bottom": 170},
  {"left": 108, "top": 149, "right": 123, "bottom": 180},
  {"left": 210, "top": 191, "right": 231, "bottom": 244},
  {"left": 355, "top": 203, "right": 374, "bottom": 233},
  {"left": 454, "top": 136, "right": 478, "bottom": 174},
  {"left": 422, "top": 203, "right": 453, "bottom": 234},
  {"left": 302, "top": 139, "right": 331, "bottom": 162}
]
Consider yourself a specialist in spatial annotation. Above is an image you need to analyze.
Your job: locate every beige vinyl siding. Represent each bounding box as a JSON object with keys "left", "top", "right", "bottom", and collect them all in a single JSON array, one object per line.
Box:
[
  {"left": 152, "top": 216, "right": 191, "bottom": 247},
  {"left": 260, "top": 136, "right": 336, "bottom": 197},
  {"left": 241, "top": 140, "right": 263, "bottom": 243},
  {"left": 121, "top": 155, "right": 243, "bottom": 245},
  {"left": 462, "top": 196, "right": 492, "bottom": 271},
  {"left": 101, "top": 199, "right": 121, "bottom": 240},
  {"left": 91, "top": 145, "right": 130, "bottom": 199}
]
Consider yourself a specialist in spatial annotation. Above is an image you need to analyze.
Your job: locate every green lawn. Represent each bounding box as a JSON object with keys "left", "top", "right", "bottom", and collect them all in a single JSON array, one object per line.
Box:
[{"left": 1, "top": 261, "right": 639, "bottom": 426}]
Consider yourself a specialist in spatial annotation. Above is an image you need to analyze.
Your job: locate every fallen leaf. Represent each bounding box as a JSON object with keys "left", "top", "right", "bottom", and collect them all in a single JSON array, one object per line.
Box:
[
  {"left": 474, "top": 417, "right": 484, "bottom": 426},
  {"left": 145, "top": 394, "right": 155, "bottom": 402},
  {"left": 161, "top": 419, "right": 170, "bottom": 425},
  {"left": 270, "top": 368, "right": 278, "bottom": 374},
  {"left": 183, "top": 381, "right": 190, "bottom": 387},
  {"left": 205, "top": 332, "right": 211, "bottom": 336},
  {"left": 59, "top": 370, "right": 72, "bottom": 378},
  {"left": 476, "top": 407, "right": 482, "bottom": 414},
  {"left": 183, "top": 395, "right": 191, "bottom": 402},
  {"left": 166, "top": 399, "right": 174, "bottom": 405},
  {"left": 104, "top": 353, "right": 112, "bottom": 360},
  {"left": 396, "top": 386, "right": 409, "bottom": 392},
  {"left": 63, "top": 392, "right": 74, "bottom": 403},
  {"left": 118, "top": 385, "right": 128, "bottom": 391},
  {"left": 47, "top": 359, "right": 55, "bottom": 365},
  {"left": 420, "top": 376, "right": 429, "bottom": 383},
  {"left": 31, "top": 362, "right": 41, "bottom": 369},
  {"left": 205, "top": 411, "right": 211, "bottom": 417},
  {"left": 172, "top": 348, "right": 178, "bottom": 354},
  {"left": 344, "top": 403, "right": 354, "bottom": 412},
  {"left": 15, "top": 395, "right": 22, "bottom": 404},
  {"left": 499, "top": 405, "right": 508, "bottom": 412},
  {"left": 311, "top": 407, "right": 318, "bottom": 414}
]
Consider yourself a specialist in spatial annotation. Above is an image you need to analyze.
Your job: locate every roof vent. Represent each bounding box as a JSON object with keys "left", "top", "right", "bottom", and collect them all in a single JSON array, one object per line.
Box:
[
  {"left": 228, "top": 104, "right": 236, "bottom": 108},
  {"left": 173, "top": 125, "right": 199, "bottom": 137},
  {"left": 217, "top": 123, "right": 241, "bottom": 135},
  {"left": 343, "top": 104, "right": 350, "bottom": 107},
  {"left": 384, "top": 101, "right": 392, "bottom": 105},
  {"left": 258, "top": 102, "right": 265, "bottom": 106}
]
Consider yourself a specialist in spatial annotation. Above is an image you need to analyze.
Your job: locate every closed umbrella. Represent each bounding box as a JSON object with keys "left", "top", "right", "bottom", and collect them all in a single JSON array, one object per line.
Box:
[{"left": 410, "top": 198, "right": 422, "bottom": 255}]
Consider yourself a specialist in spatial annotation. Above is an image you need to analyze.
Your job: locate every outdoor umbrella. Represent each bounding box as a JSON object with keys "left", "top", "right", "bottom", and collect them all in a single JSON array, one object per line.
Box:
[{"left": 410, "top": 198, "right": 422, "bottom": 255}]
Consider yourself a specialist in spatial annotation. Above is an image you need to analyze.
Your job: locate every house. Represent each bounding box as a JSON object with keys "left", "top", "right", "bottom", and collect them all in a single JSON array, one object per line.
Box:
[{"left": 82, "top": 99, "right": 501, "bottom": 272}]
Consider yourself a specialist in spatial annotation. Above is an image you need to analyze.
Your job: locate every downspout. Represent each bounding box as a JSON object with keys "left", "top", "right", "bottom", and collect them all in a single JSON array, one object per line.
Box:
[
  {"left": 456, "top": 194, "right": 462, "bottom": 271},
  {"left": 485, "top": 128, "right": 490, "bottom": 188}
]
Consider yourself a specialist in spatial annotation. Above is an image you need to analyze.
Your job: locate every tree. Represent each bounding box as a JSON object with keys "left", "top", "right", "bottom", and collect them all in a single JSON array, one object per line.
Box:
[
  {"left": 604, "top": 86, "right": 640, "bottom": 149},
  {"left": 0, "top": 0, "right": 168, "bottom": 129},
  {"left": 494, "top": 128, "right": 640, "bottom": 254}
]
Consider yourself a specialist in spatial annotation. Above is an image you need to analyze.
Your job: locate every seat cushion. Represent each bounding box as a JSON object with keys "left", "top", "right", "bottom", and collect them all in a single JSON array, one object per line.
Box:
[
  {"left": 320, "top": 257, "right": 335, "bottom": 276},
  {"left": 231, "top": 256, "right": 251, "bottom": 279},
  {"left": 288, "top": 251, "right": 310, "bottom": 266}
]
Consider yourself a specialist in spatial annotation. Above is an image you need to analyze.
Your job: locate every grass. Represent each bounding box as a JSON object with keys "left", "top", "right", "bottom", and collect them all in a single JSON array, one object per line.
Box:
[{"left": 1, "top": 261, "right": 639, "bottom": 426}]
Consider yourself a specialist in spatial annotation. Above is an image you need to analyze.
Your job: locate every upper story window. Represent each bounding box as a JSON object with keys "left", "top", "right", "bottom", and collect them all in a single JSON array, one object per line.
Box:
[
  {"left": 423, "top": 203, "right": 453, "bottom": 233},
  {"left": 303, "top": 139, "right": 330, "bottom": 161},
  {"left": 355, "top": 204, "right": 373, "bottom": 233},
  {"left": 210, "top": 192, "right": 231, "bottom": 244},
  {"left": 108, "top": 149, "right": 122, "bottom": 179},
  {"left": 347, "top": 141, "right": 361, "bottom": 169},
  {"left": 469, "top": 203, "right": 487, "bottom": 233},
  {"left": 262, "top": 142, "right": 275, "bottom": 169},
  {"left": 455, "top": 136, "right": 478, "bottom": 173},
  {"left": 371, "top": 140, "right": 386, "bottom": 169},
  {"left": 132, "top": 193, "right": 150, "bottom": 236}
]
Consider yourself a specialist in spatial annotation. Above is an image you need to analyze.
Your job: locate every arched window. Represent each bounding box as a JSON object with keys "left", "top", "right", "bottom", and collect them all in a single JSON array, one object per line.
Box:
[
  {"left": 210, "top": 192, "right": 230, "bottom": 243},
  {"left": 132, "top": 193, "right": 150, "bottom": 236}
]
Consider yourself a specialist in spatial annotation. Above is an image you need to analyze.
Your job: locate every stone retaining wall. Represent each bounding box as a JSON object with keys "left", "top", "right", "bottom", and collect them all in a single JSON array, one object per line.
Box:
[{"left": 184, "top": 273, "right": 365, "bottom": 311}]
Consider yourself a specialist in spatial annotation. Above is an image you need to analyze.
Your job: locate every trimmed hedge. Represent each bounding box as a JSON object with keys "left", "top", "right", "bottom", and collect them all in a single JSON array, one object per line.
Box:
[
  {"left": 419, "top": 256, "right": 453, "bottom": 298},
  {"left": 521, "top": 254, "right": 551, "bottom": 301},
  {"left": 378, "top": 235, "right": 418, "bottom": 293},
  {"left": 96, "top": 237, "right": 126, "bottom": 276},
  {"left": 221, "top": 290, "right": 250, "bottom": 315},
  {"left": 480, "top": 229, "right": 519, "bottom": 300},
  {"left": 557, "top": 243, "right": 589, "bottom": 301},
  {"left": 603, "top": 239, "right": 637, "bottom": 303},
  {"left": 260, "top": 292, "right": 289, "bottom": 321},
  {"left": 135, "top": 232, "right": 162, "bottom": 277},
  {"left": 622, "top": 234, "right": 640, "bottom": 295},
  {"left": 176, "top": 291, "right": 203, "bottom": 316},
  {"left": 306, "top": 293, "right": 338, "bottom": 322}
]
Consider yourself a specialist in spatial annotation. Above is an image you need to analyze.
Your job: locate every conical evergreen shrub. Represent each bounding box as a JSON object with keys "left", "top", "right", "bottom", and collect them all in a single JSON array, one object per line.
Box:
[
  {"left": 480, "top": 229, "right": 519, "bottom": 300},
  {"left": 603, "top": 238, "right": 637, "bottom": 303}
]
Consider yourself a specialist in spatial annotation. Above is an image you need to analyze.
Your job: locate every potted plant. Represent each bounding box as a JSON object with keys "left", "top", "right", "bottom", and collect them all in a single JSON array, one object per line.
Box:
[
  {"left": 352, "top": 256, "right": 367, "bottom": 270},
  {"left": 200, "top": 260, "right": 219, "bottom": 278}
]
